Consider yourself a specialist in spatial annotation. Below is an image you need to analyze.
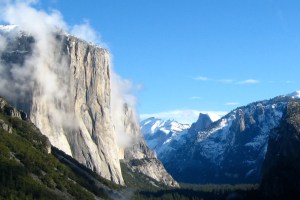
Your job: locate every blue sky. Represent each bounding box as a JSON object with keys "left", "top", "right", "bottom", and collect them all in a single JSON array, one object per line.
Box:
[{"left": 14, "top": 0, "right": 300, "bottom": 122}]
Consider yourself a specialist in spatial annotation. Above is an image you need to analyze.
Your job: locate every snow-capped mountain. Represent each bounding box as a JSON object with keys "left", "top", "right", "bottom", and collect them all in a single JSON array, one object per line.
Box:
[
  {"left": 141, "top": 118, "right": 190, "bottom": 137},
  {"left": 140, "top": 118, "right": 190, "bottom": 156},
  {"left": 287, "top": 90, "right": 300, "bottom": 98},
  {"left": 140, "top": 113, "right": 219, "bottom": 160},
  {"left": 160, "top": 93, "right": 300, "bottom": 184}
]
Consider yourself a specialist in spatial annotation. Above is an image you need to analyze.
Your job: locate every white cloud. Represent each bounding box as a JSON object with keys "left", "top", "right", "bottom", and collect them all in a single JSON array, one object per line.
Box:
[
  {"left": 194, "top": 76, "right": 210, "bottom": 81},
  {"left": 218, "top": 79, "right": 234, "bottom": 84},
  {"left": 140, "top": 109, "right": 227, "bottom": 124},
  {"left": 190, "top": 96, "right": 201, "bottom": 100},
  {"left": 110, "top": 67, "right": 142, "bottom": 148},
  {"left": 0, "top": 35, "right": 7, "bottom": 51},
  {"left": 70, "top": 20, "right": 103, "bottom": 46},
  {"left": 237, "top": 79, "right": 260, "bottom": 84},
  {"left": 225, "top": 102, "right": 240, "bottom": 106},
  {"left": 193, "top": 77, "right": 261, "bottom": 85}
]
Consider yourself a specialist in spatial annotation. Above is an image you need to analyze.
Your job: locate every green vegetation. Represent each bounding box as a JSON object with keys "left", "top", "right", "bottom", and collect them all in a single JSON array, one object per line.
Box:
[
  {"left": 121, "top": 158, "right": 263, "bottom": 199},
  {"left": 52, "top": 146, "right": 122, "bottom": 191},
  {"left": 0, "top": 99, "right": 120, "bottom": 200},
  {"left": 133, "top": 184, "right": 262, "bottom": 200}
]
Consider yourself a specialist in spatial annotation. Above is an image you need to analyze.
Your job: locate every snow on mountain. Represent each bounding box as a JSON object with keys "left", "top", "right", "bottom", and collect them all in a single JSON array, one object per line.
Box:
[
  {"left": 141, "top": 117, "right": 190, "bottom": 136},
  {"left": 205, "top": 112, "right": 222, "bottom": 122},
  {"left": 140, "top": 117, "right": 190, "bottom": 156},
  {"left": 161, "top": 93, "right": 300, "bottom": 184},
  {"left": 140, "top": 113, "right": 219, "bottom": 161},
  {"left": 287, "top": 90, "right": 300, "bottom": 98}
]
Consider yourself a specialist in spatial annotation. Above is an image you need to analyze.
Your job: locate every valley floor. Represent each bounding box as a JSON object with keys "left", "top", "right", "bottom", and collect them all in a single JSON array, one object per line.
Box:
[{"left": 132, "top": 184, "right": 262, "bottom": 200}]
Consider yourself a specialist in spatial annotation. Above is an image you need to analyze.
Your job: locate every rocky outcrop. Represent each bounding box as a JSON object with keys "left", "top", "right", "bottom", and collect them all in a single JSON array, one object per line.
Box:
[
  {"left": 0, "top": 96, "right": 51, "bottom": 153},
  {"left": 126, "top": 158, "right": 179, "bottom": 187},
  {"left": 0, "top": 97, "right": 27, "bottom": 121},
  {"left": 123, "top": 105, "right": 179, "bottom": 187},
  {"left": 261, "top": 101, "right": 300, "bottom": 199},
  {"left": 0, "top": 119, "right": 12, "bottom": 133},
  {"left": 190, "top": 113, "right": 213, "bottom": 132}
]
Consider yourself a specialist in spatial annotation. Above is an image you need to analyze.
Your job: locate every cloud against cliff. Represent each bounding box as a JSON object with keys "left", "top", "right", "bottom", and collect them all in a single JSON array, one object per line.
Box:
[
  {"left": 0, "top": 34, "right": 7, "bottom": 51},
  {"left": 0, "top": 1, "right": 74, "bottom": 129},
  {"left": 110, "top": 69, "right": 139, "bottom": 148},
  {"left": 0, "top": 0, "right": 139, "bottom": 148},
  {"left": 0, "top": 34, "right": 8, "bottom": 98},
  {"left": 71, "top": 20, "right": 103, "bottom": 46},
  {"left": 0, "top": 0, "right": 104, "bottom": 130}
]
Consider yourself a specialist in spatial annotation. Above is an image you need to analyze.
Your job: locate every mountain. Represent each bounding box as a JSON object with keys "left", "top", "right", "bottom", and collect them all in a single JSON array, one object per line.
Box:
[
  {"left": 0, "top": 96, "right": 126, "bottom": 199},
  {"left": 140, "top": 114, "right": 217, "bottom": 162},
  {"left": 189, "top": 113, "right": 214, "bottom": 132},
  {"left": 0, "top": 24, "right": 177, "bottom": 187},
  {"left": 120, "top": 106, "right": 179, "bottom": 187},
  {"left": 261, "top": 101, "right": 300, "bottom": 199},
  {"left": 140, "top": 117, "right": 190, "bottom": 156},
  {"left": 160, "top": 93, "right": 300, "bottom": 184}
]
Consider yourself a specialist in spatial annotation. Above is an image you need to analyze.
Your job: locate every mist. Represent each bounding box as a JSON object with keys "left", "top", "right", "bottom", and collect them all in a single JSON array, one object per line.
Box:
[
  {"left": 0, "top": 0, "right": 138, "bottom": 148},
  {"left": 110, "top": 69, "right": 139, "bottom": 148}
]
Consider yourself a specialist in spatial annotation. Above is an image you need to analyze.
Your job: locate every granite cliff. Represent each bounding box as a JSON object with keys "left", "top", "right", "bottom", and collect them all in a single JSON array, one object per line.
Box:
[{"left": 0, "top": 25, "right": 177, "bottom": 187}]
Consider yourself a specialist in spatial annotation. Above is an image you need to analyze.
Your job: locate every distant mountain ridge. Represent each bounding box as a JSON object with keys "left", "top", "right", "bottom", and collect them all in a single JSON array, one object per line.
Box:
[
  {"left": 142, "top": 92, "right": 300, "bottom": 184},
  {"left": 140, "top": 113, "right": 217, "bottom": 160}
]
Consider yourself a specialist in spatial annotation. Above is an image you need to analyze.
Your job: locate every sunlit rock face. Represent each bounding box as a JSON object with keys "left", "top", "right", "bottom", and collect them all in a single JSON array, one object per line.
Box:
[
  {"left": 122, "top": 105, "right": 180, "bottom": 188},
  {"left": 0, "top": 26, "right": 124, "bottom": 185},
  {"left": 0, "top": 25, "right": 179, "bottom": 187}
]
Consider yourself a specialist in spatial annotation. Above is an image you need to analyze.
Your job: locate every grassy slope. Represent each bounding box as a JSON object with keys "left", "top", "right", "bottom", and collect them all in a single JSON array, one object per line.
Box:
[{"left": 0, "top": 101, "right": 122, "bottom": 200}]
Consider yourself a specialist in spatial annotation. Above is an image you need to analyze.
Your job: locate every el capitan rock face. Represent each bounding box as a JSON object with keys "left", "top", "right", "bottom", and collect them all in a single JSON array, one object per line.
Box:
[
  {"left": 0, "top": 27, "right": 124, "bottom": 184},
  {"left": 0, "top": 25, "right": 178, "bottom": 187}
]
